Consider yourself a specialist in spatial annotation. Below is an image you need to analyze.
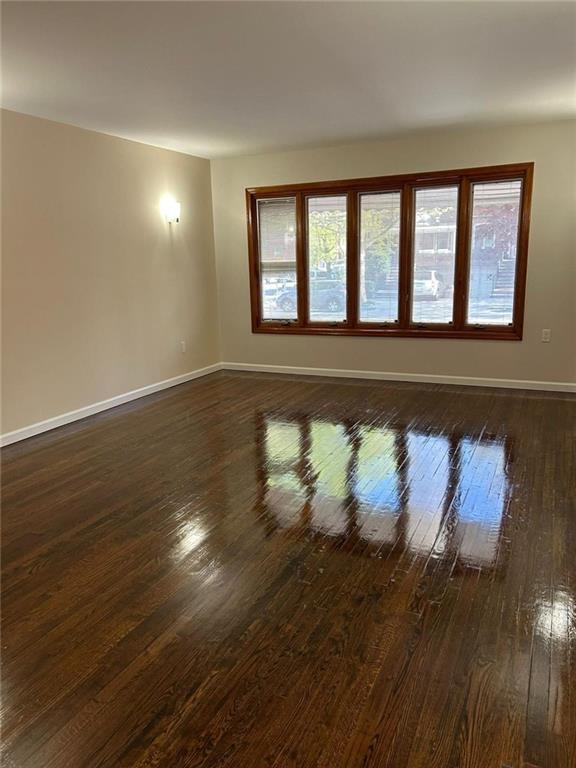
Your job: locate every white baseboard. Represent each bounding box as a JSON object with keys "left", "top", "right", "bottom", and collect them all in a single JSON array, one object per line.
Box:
[
  {"left": 2, "top": 360, "right": 574, "bottom": 447},
  {"left": 0, "top": 363, "right": 222, "bottom": 447},
  {"left": 222, "top": 361, "right": 576, "bottom": 394}
]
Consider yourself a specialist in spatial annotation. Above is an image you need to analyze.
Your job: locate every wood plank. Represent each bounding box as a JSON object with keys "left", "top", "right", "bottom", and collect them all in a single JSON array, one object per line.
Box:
[{"left": 1, "top": 371, "right": 574, "bottom": 767}]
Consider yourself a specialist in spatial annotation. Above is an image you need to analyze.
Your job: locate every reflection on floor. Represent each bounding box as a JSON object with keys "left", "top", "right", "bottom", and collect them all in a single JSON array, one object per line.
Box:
[
  {"left": 259, "top": 414, "right": 510, "bottom": 569},
  {"left": 1, "top": 371, "right": 574, "bottom": 768}
]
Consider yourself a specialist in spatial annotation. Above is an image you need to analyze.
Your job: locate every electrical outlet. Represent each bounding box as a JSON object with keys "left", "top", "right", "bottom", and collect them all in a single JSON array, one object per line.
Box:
[
  {"left": 541, "top": 329, "right": 551, "bottom": 343},
  {"left": 180, "top": 340, "right": 186, "bottom": 353}
]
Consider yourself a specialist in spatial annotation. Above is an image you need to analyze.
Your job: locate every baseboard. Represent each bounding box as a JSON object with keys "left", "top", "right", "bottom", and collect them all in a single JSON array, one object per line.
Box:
[
  {"left": 3, "top": 360, "right": 574, "bottom": 446},
  {"left": 221, "top": 362, "right": 576, "bottom": 393},
  {"left": 0, "top": 363, "right": 222, "bottom": 447}
]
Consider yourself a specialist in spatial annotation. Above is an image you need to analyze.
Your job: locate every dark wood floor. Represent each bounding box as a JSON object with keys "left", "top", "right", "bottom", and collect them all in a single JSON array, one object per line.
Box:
[{"left": 2, "top": 371, "right": 575, "bottom": 768}]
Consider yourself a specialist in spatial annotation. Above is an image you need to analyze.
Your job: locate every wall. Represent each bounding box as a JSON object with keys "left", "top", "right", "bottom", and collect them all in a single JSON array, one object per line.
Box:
[
  {"left": 211, "top": 120, "right": 576, "bottom": 386},
  {"left": 2, "top": 116, "right": 574, "bottom": 438},
  {"left": 1, "top": 110, "right": 220, "bottom": 434}
]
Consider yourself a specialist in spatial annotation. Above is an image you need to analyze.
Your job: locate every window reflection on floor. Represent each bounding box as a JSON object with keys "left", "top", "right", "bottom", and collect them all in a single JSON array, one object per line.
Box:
[
  {"left": 262, "top": 421, "right": 305, "bottom": 529},
  {"left": 257, "top": 412, "right": 511, "bottom": 571},
  {"left": 405, "top": 432, "right": 450, "bottom": 556},
  {"left": 536, "top": 589, "right": 574, "bottom": 640},
  {"left": 454, "top": 439, "right": 509, "bottom": 567},
  {"left": 354, "top": 427, "right": 402, "bottom": 546},
  {"left": 309, "top": 422, "right": 351, "bottom": 536}
]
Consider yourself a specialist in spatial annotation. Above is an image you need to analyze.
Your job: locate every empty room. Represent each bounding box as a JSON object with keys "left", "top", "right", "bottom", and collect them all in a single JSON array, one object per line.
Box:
[{"left": 1, "top": 1, "right": 575, "bottom": 767}]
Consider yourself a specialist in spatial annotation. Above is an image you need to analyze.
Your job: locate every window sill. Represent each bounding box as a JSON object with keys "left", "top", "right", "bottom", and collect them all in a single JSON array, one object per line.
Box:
[{"left": 253, "top": 323, "right": 522, "bottom": 341}]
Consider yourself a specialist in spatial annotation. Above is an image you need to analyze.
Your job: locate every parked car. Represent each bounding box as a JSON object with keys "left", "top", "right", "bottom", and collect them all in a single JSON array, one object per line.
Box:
[
  {"left": 276, "top": 280, "right": 345, "bottom": 313},
  {"left": 262, "top": 284, "right": 281, "bottom": 304},
  {"left": 413, "top": 270, "right": 445, "bottom": 300}
]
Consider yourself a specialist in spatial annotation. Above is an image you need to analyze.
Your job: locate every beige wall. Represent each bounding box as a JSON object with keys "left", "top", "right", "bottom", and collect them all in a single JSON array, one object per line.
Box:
[
  {"left": 1, "top": 110, "right": 220, "bottom": 433},
  {"left": 2, "top": 115, "right": 575, "bottom": 435},
  {"left": 211, "top": 120, "right": 576, "bottom": 385}
]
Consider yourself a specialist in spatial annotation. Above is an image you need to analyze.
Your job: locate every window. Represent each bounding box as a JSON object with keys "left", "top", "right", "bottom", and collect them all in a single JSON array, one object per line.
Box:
[
  {"left": 359, "top": 192, "right": 401, "bottom": 323},
  {"left": 247, "top": 162, "right": 533, "bottom": 339},
  {"left": 411, "top": 186, "right": 458, "bottom": 325},
  {"left": 307, "top": 196, "right": 347, "bottom": 322},
  {"left": 257, "top": 198, "right": 298, "bottom": 321},
  {"left": 467, "top": 180, "right": 522, "bottom": 325}
]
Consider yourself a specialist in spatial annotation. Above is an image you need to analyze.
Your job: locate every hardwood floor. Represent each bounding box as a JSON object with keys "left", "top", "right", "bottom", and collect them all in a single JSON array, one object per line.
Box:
[{"left": 1, "top": 371, "right": 575, "bottom": 768}]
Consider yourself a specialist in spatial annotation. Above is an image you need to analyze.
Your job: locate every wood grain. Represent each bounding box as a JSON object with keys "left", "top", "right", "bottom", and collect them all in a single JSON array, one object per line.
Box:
[{"left": 1, "top": 371, "right": 574, "bottom": 768}]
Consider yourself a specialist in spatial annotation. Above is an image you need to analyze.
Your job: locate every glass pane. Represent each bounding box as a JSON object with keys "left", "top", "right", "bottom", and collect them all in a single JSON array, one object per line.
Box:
[
  {"left": 258, "top": 198, "right": 297, "bottom": 320},
  {"left": 411, "top": 186, "right": 458, "bottom": 324},
  {"left": 359, "top": 192, "right": 401, "bottom": 322},
  {"left": 307, "top": 196, "right": 347, "bottom": 322},
  {"left": 467, "top": 180, "right": 522, "bottom": 325}
]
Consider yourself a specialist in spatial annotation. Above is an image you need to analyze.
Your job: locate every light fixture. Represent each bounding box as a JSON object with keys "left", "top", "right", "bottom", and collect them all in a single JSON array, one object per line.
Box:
[{"left": 160, "top": 195, "right": 181, "bottom": 223}]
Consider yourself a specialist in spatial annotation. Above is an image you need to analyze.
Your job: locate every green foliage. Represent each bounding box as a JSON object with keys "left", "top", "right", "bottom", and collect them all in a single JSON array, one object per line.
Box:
[
  {"left": 415, "top": 205, "right": 454, "bottom": 226},
  {"left": 361, "top": 207, "right": 400, "bottom": 271},
  {"left": 308, "top": 205, "right": 401, "bottom": 272},
  {"left": 308, "top": 209, "right": 346, "bottom": 268}
]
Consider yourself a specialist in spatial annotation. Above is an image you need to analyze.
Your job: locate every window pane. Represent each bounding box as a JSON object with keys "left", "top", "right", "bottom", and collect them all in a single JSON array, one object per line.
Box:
[
  {"left": 258, "top": 198, "right": 297, "bottom": 320},
  {"left": 307, "top": 196, "right": 347, "bottom": 322},
  {"left": 411, "top": 186, "right": 458, "bottom": 324},
  {"left": 467, "top": 180, "right": 522, "bottom": 325},
  {"left": 359, "top": 192, "right": 401, "bottom": 322}
]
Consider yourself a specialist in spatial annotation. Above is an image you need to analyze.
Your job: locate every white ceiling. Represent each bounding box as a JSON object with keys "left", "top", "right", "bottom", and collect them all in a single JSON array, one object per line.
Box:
[{"left": 2, "top": 1, "right": 575, "bottom": 158}]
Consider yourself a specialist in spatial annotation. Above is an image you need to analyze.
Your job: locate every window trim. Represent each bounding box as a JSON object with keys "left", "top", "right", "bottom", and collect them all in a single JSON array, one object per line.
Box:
[{"left": 246, "top": 162, "right": 534, "bottom": 340}]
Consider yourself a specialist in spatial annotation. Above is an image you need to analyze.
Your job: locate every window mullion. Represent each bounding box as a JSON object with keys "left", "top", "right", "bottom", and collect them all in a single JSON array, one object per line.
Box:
[
  {"left": 247, "top": 193, "right": 261, "bottom": 329},
  {"left": 346, "top": 190, "right": 359, "bottom": 327},
  {"left": 398, "top": 183, "right": 414, "bottom": 328},
  {"left": 512, "top": 169, "right": 533, "bottom": 337},
  {"left": 454, "top": 178, "right": 471, "bottom": 329},
  {"left": 295, "top": 192, "right": 308, "bottom": 327}
]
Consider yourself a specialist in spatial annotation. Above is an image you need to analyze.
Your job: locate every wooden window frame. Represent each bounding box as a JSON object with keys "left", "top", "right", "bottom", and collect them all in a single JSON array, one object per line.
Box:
[{"left": 246, "top": 162, "right": 533, "bottom": 340}]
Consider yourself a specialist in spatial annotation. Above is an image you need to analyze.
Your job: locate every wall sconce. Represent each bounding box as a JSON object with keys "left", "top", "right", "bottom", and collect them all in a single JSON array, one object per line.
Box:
[{"left": 160, "top": 195, "right": 181, "bottom": 223}]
